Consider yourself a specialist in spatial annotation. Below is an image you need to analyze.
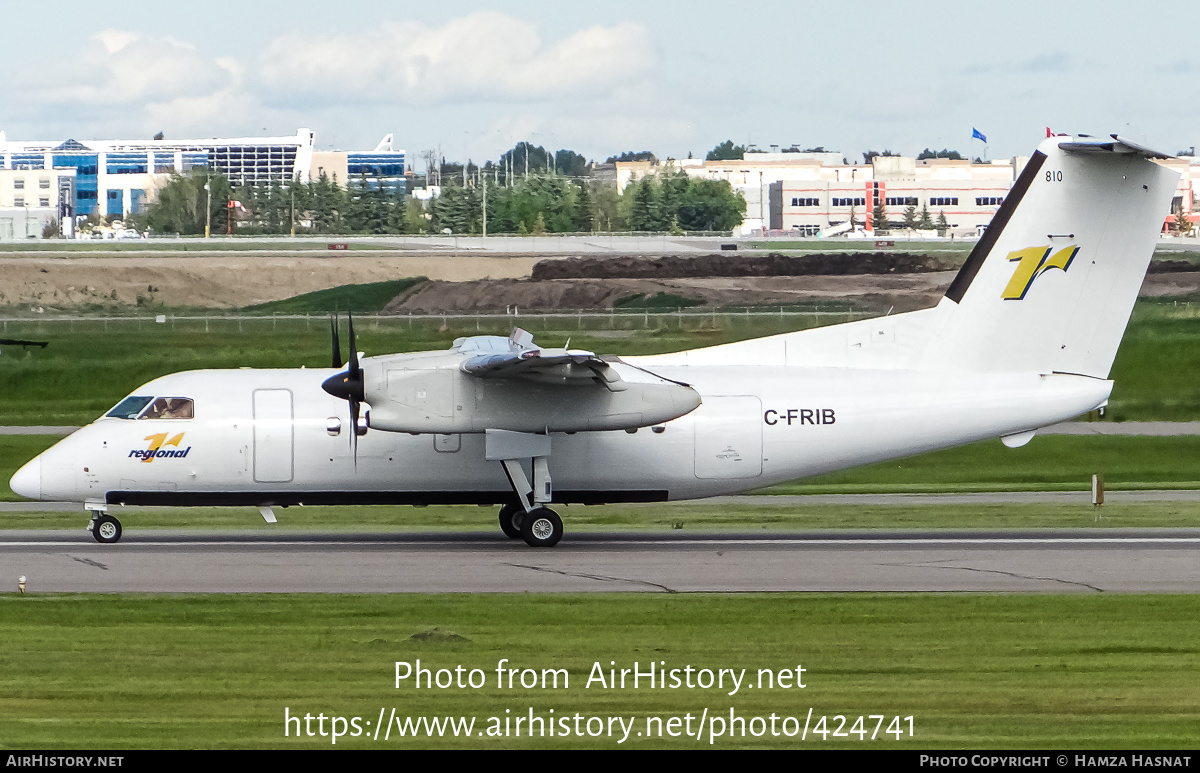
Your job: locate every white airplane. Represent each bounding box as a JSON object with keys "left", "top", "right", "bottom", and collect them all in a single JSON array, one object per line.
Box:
[{"left": 9, "top": 134, "right": 1179, "bottom": 547}]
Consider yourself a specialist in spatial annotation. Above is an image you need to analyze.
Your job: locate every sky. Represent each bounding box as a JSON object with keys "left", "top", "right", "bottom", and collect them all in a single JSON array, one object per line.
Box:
[{"left": 2, "top": 0, "right": 1197, "bottom": 170}]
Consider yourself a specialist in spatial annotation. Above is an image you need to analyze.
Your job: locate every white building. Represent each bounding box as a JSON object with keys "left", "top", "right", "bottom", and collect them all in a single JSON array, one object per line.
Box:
[
  {"left": 0, "top": 167, "right": 78, "bottom": 239},
  {"left": 0, "top": 129, "right": 406, "bottom": 225}
]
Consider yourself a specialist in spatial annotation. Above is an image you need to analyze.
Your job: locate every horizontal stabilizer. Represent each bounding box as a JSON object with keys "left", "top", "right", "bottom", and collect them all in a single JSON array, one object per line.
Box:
[{"left": 1056, "top": 135, "right": 1172, "bottom": 159}]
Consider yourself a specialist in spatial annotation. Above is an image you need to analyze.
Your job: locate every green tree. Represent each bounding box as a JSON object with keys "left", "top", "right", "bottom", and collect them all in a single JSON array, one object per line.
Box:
[
  {"left": 705, "top": 140, "right": 746, "bottom": 161},
  {"left": 863, "top": 149, "right": 899, "bottom": 163},
  {"left": 917, "top": 148, "right": 964, "bottom": 160},
  {"left": 657, "top": 163, "right": 688, "bottom": 227},
  {"left": 144, "top": 169, "right": 232, "bottom": 236},
  {"left": 1175, "top": 209, "right": 1193, "bottom": 236},
  {"left": 590, "top": 180, "right": 620, "bottom": 232},
  {"left": 554, "top": 150, "right": 588, "bottom": 177},
  {"left": 605, "top": 150, "right": 658, "bottom": 164},
  {"left": 400, "top": 196, "right": 429, "bottom": 234},
  {"left": 902, "top": 205, "right": 917, "bottom": 230},
  {"left": 675, "top": 178, "right": 745, "bottom": 232},
  {"left": 345, "top": 176, "right": 396, "bottom": 234},
  {"left": 936, "top": 210, "right": 949, "bottom": 236},
  {"left": 573, "top": 182, "right": 594, "bottom": 232},
  {"left": 501, "top": 142, "right": 551, "bottom": 178},
  {"left": 917, "top": 203, "right": 934, "bottom": 230},
  {"left": 872, "top": 196, "right": 888, "bottom": 232},
  {"left": 429, "top": 180, "right": 478, "bottom": 234},
  {"left": 308, "top": 172, "right": 347, "bottom": 233},
  {"left": 625, "top": 178, "right": 658, "bottom": 231}
]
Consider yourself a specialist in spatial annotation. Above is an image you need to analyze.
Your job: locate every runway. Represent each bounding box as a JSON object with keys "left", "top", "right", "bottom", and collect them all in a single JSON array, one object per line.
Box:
[{"left": 4, "top": 529, "right": 1199, "bottom": 593}]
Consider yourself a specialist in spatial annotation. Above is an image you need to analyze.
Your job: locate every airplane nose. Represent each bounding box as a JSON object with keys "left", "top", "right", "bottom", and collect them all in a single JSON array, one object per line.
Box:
[{"left": 10, "top": 457, "right": 42, "bottom": 500}]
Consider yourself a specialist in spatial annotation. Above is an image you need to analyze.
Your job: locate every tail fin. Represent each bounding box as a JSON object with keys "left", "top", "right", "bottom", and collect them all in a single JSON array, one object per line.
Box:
[{"left": 925, "top": 134, "right": 1178, "bottom": 378}]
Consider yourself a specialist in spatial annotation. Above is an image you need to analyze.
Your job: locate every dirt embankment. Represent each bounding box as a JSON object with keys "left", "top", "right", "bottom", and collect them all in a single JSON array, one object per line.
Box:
[
  {"left": 383, "top": 252, "right": 962, "bottom": 314},
  {"left": 5, "top": 248, "right": 1200, "bottom": 313},
  {"left": 530, "top": 252, "right": 956, "bottom": 280},
  {"left": 384, "top": 274, "right": 957, "bottom": 315},
  {"left": 0, "top": 252, "right": 539, "bottom": 309},
  {"left": 386, "top": 252, "right": 1200, "bottom": 314}
]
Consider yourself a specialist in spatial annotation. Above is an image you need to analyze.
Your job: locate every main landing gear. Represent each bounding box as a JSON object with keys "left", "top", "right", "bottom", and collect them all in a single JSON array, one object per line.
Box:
[
  {"left": 499, "top": 502, "right": 563, "bottom": 547},
  {"left": 88, "top": 509, "right": 123, "bottom": 544},
  {"left": 498, "top": 502, "right": 524, "bottom": 539},
  {"left": 490, "top": 430, "right": 563, "bottom": 548}
]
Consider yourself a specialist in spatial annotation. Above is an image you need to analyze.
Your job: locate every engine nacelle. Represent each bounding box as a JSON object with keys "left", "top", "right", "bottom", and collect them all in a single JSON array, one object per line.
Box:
[{"left": 364, "top": 359, "right": 701, "bottom": 434}]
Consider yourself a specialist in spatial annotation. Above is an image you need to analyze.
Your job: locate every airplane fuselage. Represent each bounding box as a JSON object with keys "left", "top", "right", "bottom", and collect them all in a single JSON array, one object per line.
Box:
[{"left": 14, "top": 363, "right": 1110, "bottom": 508}]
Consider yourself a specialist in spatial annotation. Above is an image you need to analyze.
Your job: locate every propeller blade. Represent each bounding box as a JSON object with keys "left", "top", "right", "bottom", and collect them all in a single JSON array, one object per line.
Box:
[
  {"left": 319, "top": 307, "right": 366, "bottom": 467},
  {"left": 347, "top": 309, "right": 360, "bottom": 380},
  {"left": 349, "top": 398, "right": 360, "bottom": 466},
  {"left": 330, "top": 314, "right": 343, "bottom": 369}
]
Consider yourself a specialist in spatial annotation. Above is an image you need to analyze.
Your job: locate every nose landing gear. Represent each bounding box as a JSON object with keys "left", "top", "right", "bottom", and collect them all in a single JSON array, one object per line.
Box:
[{"left": 87, "top": 508, "right": 122, "bottom": 544}]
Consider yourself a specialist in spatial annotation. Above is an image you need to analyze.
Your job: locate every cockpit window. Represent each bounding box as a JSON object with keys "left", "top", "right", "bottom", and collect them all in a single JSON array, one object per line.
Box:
[
  {"left": 104, "top": 396, "right": 194, "bottom": 420},
  {"left": 142, "top": 397, "right": 194, "bottom": 419},
  {"left": 106, "top": 396, "right": 154, "bottom": 419}
]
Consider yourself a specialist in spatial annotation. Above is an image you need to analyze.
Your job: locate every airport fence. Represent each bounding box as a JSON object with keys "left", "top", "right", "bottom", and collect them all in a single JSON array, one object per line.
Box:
[{"left": 0, "top": 307, "right": 877, "bottom": 337}]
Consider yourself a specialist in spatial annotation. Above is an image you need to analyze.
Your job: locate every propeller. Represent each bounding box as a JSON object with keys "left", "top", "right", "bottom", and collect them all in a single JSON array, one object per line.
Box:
[
  {"left": 330, "top": 313, "right": 343, "bottom": 369},
  {"left": 321, "top": 310, "right": 366, "bottom": 462}
]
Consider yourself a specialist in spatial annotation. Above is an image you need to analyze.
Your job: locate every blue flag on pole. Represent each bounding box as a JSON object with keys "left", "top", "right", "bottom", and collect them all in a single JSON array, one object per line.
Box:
[{"left": 972, "top": 127, "right": 987, "bottom": 143}]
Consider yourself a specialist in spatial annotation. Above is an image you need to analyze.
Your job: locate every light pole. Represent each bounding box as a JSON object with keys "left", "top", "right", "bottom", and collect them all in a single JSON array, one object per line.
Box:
[{"left": 204, "top": 178, "right": 211, "bottom": 238}]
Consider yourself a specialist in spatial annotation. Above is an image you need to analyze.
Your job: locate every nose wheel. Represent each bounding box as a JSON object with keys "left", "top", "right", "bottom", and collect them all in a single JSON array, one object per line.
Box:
[{"left": 89, "top": 513, "right": 123, "bottom": 544}]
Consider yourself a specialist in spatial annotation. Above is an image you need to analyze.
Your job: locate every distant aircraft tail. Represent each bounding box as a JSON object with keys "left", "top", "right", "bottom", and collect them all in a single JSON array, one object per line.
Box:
[{"left": 923, "top": 134, "right": 1178, "bottom": 378}]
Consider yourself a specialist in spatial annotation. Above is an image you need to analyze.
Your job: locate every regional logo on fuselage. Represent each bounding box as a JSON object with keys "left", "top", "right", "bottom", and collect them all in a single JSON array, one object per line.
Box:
[
  {"left": 1002, "top": 245, "right": 1080, "bottom": 300},
  {"left": 130, "top": 432, "right": 191, "bottom": 463}
]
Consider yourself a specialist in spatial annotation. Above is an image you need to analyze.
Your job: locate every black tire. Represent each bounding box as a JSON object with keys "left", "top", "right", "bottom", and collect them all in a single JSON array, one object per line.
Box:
[
  {"left": 92, "top": 514, "right": 122, "bottom": 544},
  {"left": 498, "top": 503, "right": 525, "bottom": 539},
  {"left": 520, "top": 506, "right": 562, "bottom": 548}
]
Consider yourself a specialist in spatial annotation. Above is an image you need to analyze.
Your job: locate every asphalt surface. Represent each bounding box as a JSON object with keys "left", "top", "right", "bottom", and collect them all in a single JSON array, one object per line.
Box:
[
  {"left": 3, "top": 528, "right": 1200, "bottom": 593},
  {"left": 5, "top": 422, "right": 1199, "bottom": 594}
]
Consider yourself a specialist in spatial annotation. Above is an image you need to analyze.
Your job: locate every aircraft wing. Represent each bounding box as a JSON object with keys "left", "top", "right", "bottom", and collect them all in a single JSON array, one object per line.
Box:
[
  {"left": 461, "top": 347, "right": 625, "bottom": 389},
  {"left": 364, "top": 327, "right": 698, "bottom": 432}
]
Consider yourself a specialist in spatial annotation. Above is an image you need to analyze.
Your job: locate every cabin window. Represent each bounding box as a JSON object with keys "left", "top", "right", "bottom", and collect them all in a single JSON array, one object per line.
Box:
[
  {"left": 142, "top": 397, "right": 194, "bottom": 419},
  {"left": 106, "top": 396, "right": 154, "bottom": 419}
]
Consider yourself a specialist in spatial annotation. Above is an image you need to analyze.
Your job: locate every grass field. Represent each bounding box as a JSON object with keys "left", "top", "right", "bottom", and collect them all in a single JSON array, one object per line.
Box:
[
  {"left": 244, "top": 278, "right": 426, "bottom": 314},
  {"left": 778, "top": 435, "right": 1200, "bottom": 493},
  {"left": 1104, "top": 298, "right": 1200, "bottom": 421},
  {"left": 0, "top": 297, "right": 1198, "bottom": 423},
  {"left": 2, "top": 593, "right": 1197, "bottom": 749},
  {"left": 0, "top": 312, "right": 809, "bottom": 425},
  {"left": 0, "top": 300, "right": 1197, "bottom": 424}
]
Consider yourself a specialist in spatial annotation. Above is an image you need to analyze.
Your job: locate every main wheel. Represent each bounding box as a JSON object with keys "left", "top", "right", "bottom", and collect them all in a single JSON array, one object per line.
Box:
[
  {"left": 520, "top": 506, "right": 562, "bottom": 548},
  {"left": 92, "top": 514, "right": 122, "bottom": 544},
  {"left": 498, "top": 503, "right": 525, "bottom": 539}
]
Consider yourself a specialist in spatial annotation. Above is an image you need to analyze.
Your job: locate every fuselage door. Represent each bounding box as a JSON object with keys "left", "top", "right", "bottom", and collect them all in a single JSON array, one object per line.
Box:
[
  {"left": 693, "top": 395, "right": 763, "bottom": 479},
  {"left": 253, "top": 389, "right": 294, "bottom": 483}
]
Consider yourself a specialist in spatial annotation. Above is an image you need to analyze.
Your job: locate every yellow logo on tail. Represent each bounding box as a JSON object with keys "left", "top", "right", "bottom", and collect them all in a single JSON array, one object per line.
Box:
[{"left": 1002, "top": 245, "right": 1079, "bottom": 300}]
